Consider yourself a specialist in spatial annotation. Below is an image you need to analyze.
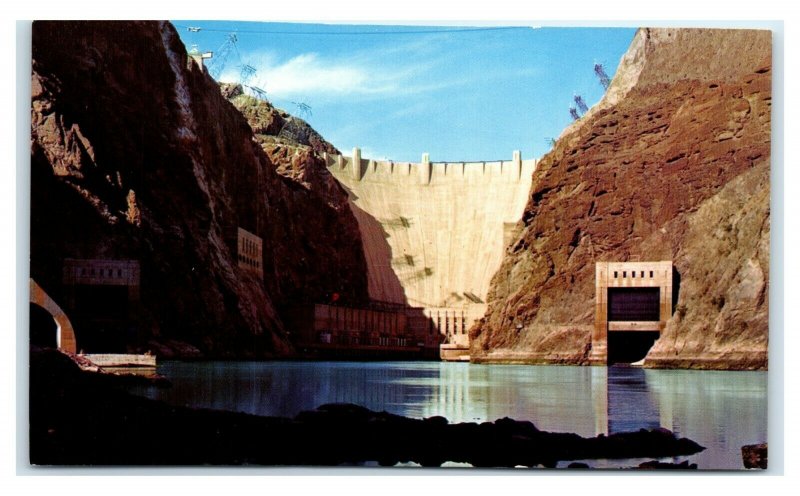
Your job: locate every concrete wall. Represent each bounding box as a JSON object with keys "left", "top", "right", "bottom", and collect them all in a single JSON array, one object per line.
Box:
[
  {"left": 324, "top": 149, "right": 536, "bottom": 334},
  {"left": 62, "top": 259, "right": 140, "bottom": 290},
  {"left": 591, "top": 261, "right": 673, "bottom": 364},
  {"left": 416, "top": 305, "right": 487, "bottom": 348},
  {"left": 82, "top": 353, "right": 156, "bottom": 367},
  {"left": 289, "top": 303, "right": 441, "bottom": 357},
  {"left": 61, "top": 259, "right": 141, "bottom": 353}
]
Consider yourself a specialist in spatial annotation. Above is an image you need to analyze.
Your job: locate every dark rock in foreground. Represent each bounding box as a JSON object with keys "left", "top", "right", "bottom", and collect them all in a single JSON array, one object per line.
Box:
[
  {"left": 566, "top": 460, "right": 698, "bottom": 470},
  {"left": 742, "top": 443, "right": 768, "bottom": 469},
  {"left": 637, "top": 460, "right": 698, "bottom": 470},
  {"left": 30, "top": 350, "right": 704, "bottom": 467}
]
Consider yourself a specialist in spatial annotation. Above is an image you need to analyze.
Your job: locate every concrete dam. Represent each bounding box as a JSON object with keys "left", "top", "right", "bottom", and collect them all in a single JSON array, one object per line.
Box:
[{"left": 321, "top": 149, "right": 537, "bottom": 357}]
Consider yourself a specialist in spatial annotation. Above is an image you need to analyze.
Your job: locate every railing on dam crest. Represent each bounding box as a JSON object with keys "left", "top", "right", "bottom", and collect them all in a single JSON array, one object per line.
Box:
[{"left": 323, "top": 148, "right": 538, "bottom": 184}]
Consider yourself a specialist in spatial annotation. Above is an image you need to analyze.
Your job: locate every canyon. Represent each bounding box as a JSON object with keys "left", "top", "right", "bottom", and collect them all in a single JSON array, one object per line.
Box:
[{"left": 30, "top": 23, "right": 771, "bottom": 370}]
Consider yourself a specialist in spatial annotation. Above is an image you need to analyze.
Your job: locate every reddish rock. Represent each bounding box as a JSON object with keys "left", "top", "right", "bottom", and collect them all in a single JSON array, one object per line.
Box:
[
  {"left": 30, "top": 21, "right": 369, "bottom": 358},
  {"left": 222, "top": 85, "right": 339, "bottom": 157},
  {"left": 221, "top": 88, "right": 347, "bottom": 210},
  {"left": 741, "top": 443, "right": 767, "bottom": 469},
  {"left": 471, "top": 28, "right": 770, "bottom": 370}
]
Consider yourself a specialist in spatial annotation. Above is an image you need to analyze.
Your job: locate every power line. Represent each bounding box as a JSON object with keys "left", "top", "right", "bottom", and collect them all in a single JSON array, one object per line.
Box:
[{"left": 173, "top": 23, "right": 531, "bottom": 36}]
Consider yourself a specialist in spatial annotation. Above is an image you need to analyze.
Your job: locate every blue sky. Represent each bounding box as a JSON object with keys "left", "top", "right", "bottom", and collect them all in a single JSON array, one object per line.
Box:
[{"left": 173, "top": 21, "right": 636, "bottom": 162}]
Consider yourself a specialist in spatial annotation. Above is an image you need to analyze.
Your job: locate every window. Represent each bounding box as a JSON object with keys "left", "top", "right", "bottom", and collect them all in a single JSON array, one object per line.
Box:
[
  {"left": 623, "top": 271, "right": 627, "bottom": 278},
  {"left": 614, "top": 271, "right": 618, "bottom": 278},
  {"left": 632, "top": 271, "right": 636, "bottom": 278},
  {"left": 641, "top": 271, "right": 645, "bottom": 278},
  {"left": 650, "top": 271, "right": 654, "bottom": 278}
]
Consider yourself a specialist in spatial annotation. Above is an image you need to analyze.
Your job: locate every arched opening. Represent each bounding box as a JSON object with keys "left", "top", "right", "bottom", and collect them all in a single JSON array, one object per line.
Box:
[
  {"left": 29, "top": 279, "right": 77, "bottom": 353},
  {"left": 30, "top": 303, "right": 58, "bottom": 349}
]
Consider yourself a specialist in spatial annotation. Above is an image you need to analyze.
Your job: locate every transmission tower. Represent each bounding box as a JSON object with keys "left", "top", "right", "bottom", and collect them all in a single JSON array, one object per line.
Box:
[
  {"left": 207, "top": 33, "right": 239, "bottom": 79},
  {"left": 202, "top": 31, "right": 265, "bottom": 101},
  {"left": 569, "top": 107, "right": 580, "bottom": 121},
  {"left": 544, "top": 137, "right": 557, "bottom": 147},
  {"left": 291, "top": 101, "right": 313, "bottom": 120},
  {"left": 278, "top": 101, "right": 314, "bottom": 144},
  {"left": 249, "top": 86, "right": 268, "bottom": 100},
  {"left": 594, "top": 63, "right": 611, "bottom": 90},
  {"left": 240, "top": 64, "right": 257, "bottom": 85},
  {"left": 574, "top": 95, "right": 589, "bottom": 114}
]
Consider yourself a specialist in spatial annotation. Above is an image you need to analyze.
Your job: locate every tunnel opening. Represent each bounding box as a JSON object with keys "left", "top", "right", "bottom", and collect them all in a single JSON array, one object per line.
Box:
[
  {"left": 30, "top": 303, "right": 58, "bottom": 349},
  {"left": 72, "top": 284, "right": 130, "bottom": 353},
  {"left": 608, "top": 331, "right": 660, "bottom": 364},
  {"left": 606, "top": 287, "right": 661, "bottom": 364}
]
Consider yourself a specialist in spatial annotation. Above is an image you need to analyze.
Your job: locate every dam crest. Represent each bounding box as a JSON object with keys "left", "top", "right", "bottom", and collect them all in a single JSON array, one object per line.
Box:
[{"left": 322, "top": 149, "right": 536, "bottom": 185}]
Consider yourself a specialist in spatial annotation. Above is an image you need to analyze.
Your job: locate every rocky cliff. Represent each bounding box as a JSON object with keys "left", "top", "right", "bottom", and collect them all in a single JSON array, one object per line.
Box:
[
  {"left": 30, "top": 21, "right": 369, "bottom": 358},
  {"left": 470, "top": 28, "right": 771, "bottom": 369},
  {"left": 220, "top": 83, "right": 348, "bottom": 211}
]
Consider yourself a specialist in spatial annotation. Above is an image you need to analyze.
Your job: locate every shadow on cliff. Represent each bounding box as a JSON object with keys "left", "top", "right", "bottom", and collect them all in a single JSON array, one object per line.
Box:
[{"left": 672, "top": 266, "right": 682, "bottom": 315}]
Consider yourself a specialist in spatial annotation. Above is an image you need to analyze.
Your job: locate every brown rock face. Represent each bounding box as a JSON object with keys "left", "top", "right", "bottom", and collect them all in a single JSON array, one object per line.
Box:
[
  {"left": 30, "top": 21, "right": 368, "bottom": 358},
  {"left": 222, "top": 84, "right": 339, "bottom": 156},
  {"left": 470, "top": 28, "right": 771, "bottom": 369},
  {"left": 222, "top": 88, "right": 347, "bottom": 208}
]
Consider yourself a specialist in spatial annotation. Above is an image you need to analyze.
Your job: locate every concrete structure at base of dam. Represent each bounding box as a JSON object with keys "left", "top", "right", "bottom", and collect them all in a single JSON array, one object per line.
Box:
[
  {"left": 323, "top": 149, "right": 537, "bottom": 359},
  {"left": 288, "top": 302, "right": 481, "bottom": 361}
]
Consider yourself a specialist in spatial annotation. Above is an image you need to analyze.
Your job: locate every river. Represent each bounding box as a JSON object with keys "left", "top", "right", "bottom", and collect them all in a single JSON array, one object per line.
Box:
[{"left": 130, "top": 361, "right": 767, "bottom": 470}]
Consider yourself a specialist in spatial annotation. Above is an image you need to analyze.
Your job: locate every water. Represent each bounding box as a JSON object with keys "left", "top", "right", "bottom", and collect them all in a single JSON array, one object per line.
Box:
[{"left": 130, "top": 361, "right": 767, "bottom": 470}]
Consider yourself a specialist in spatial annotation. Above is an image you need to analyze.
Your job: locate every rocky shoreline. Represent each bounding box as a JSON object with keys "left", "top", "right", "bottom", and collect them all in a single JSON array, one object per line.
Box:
[{"left": 30, "top": 349, "right": 704, "bottom": 468}]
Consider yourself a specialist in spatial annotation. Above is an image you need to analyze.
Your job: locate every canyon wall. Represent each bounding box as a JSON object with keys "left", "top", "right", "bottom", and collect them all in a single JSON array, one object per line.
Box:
[
  {"left": 471, "top": 28, "right": 771, "bottom": 369},
  {"left": 30, "top": 21, "right": 369, "bottom": 358}
]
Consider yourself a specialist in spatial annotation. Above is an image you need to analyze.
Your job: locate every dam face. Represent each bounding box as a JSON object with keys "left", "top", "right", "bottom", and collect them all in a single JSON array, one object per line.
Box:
[{"left": 324, "top": 149, "right": 536, "bottom": 351}]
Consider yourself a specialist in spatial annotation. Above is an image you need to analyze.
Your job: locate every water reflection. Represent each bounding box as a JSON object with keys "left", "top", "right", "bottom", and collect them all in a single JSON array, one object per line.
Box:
[
  {"left": 607, "top": 367, "right": 661, "bottom": 434},
  {"left": 642, "top": 368, "right": 767, "bottom": 470},
  {"left": 132, "top": 361, "right": 766, "bottom": 469}
]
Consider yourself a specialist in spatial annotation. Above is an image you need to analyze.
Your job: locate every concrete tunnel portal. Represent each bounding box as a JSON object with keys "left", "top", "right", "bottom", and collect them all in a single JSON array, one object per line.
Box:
[{"left": 592, "top": 261, "right": 675, "bottom": 365}]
